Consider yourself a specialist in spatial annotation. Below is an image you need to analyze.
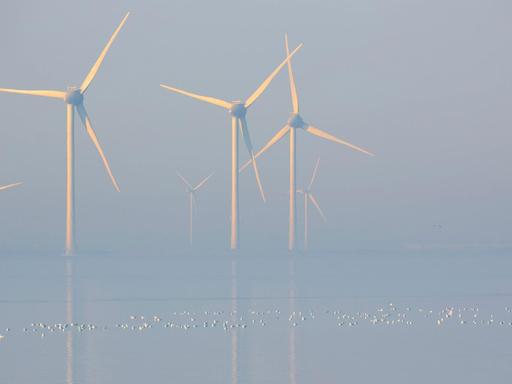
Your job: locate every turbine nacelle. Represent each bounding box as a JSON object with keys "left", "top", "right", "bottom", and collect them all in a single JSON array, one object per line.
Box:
[
  {"left": 229, "top": 102, "right": 247, "bottom": 118},
  {"left": 64, "top": 87, "right": 83, "bottom": 105},
  {"left": 288, "top": 113, "right": 306, "bottom": 129}
]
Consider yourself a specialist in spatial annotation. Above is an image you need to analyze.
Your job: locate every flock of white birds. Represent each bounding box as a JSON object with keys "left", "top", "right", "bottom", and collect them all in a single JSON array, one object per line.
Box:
[{"left": 2, "top": 304, "right": 512, "bottom": 341}]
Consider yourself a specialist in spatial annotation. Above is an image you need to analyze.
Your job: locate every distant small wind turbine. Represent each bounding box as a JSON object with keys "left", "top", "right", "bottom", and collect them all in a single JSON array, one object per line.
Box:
[
  {"left": 0, "top": 182, "right": 22, "bottom": 192},
  {"left": 176, "top": 171, "right": 214, "bottom": 246},
  {"left": 298, "top": 158, "right": 326, "bottom": 249},
  {"left": 0, "top": 13, "right": 130, "bottom": 256},
  {"left": 160, "top": 43, "right": 303, "bottom": 250},
  {"left": 241, "top": 34, "right": 373, "bottom": 251}
]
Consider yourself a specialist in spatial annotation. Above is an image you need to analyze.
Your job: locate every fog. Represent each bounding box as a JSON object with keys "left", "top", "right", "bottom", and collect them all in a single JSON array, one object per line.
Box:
[
  {"left": 1, "top": 0, "right": 511, "bottom": 255},
  {"left": 2, "top": 2, "right": 512, "bottom": 383}
]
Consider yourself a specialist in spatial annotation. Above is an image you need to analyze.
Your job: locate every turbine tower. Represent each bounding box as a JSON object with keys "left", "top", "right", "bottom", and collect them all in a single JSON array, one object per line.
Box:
[
  {"left": 0, "top": 182, "right": 22, "bottom": 192},
  {"left": 0, "top": 13, "right": 130, "bottom": 256},
  {"left": 298, "top": 158, "right": 326, "bottom": 249},
  {"left": 176, "top": 171, "right": 214, "bottom": 246},
  {"left": 160, "top": 43, "right": 303, "bottom": 250},
  {"left": 241, "top": 34, "right": 373, "bottom": 251}
]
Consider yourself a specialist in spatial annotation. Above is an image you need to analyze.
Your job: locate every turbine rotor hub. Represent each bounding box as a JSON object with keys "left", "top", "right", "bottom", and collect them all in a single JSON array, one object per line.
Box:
[
  {"left": 288, "top": 113, "right": 305, "bottom": 129},
  {"left": 64, "top": 87, "right": 83, "bottom": 105},
  {"left": 230, "top": 102, "right": 246, "bottom": 118}
]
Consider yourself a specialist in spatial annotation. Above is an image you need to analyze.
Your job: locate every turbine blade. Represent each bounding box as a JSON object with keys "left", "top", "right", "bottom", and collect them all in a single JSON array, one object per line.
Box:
[
  {"left": 306, "top": 125, "right": 374, "bottom": 156},
  {"left": 308, "top": 158, "right": 321, "bottom": 190},
  {"left": 193, "top": 172, "right": 214, "bottom": 191},
  {"left": 80, "top": 12, "right": 130, "bottom": 93},
  {"left": 244, "top": 43, "right": 303, "bottom": 108},
  {"left": 239, "top": 125, "right": 290, "bottom": 172},
  {"left": 308, "top": 194, "right": 327, "bottom": 222},
  {"left": 240, "top": 117, "right": 266, "bottom": 202},
  {"left": 0, "top": 88, "right": 64, "bottom": 99},
  {"left": 160, "top": 84, "right": 231, "bottom": 109},
  {"left": 0, "top": 182, "right": 22, "bottom": 192},
  {"left": 177, "top": 171, "right": 193, "bottom": 190},
  {"left": 76, "top": 103, "right": 120, "bottom": 192},
  {"left": 285, "top": 34, "right": 299, "bottom": 113}
]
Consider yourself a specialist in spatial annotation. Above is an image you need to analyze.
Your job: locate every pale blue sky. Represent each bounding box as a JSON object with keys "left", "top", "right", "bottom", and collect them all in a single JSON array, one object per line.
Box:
[{"left": 0, "top": 0, "right": 511, "bottom": 254}]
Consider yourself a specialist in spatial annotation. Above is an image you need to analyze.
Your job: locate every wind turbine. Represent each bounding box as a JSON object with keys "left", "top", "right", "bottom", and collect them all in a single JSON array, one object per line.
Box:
[
  {"left": 160, "top": 43, "right": 303, "bottom": 250},
  {"left": 241, "top": 34, "right": 374, "bottom": 251},
  {"left": 0, "top": 13, "right": 130, "bottom": 256},
  {"left": 176, "top": 171, "right": 214, "bottom": 246},
  {"left": 0, "top": 182, "right": 22, "bottom": 192},
  {"left": 298, "top": 158, "right": 326, "bottom": 249}
]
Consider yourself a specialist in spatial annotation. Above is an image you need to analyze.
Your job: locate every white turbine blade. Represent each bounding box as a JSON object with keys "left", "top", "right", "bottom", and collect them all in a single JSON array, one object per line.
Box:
[
  {"left": 0, "top": 182, "right": 22, "bottom": 191},
  {"left": 80, "top": 12, "right": 130, "bottom": 93},
  {"left": 285, "top": 34, "right": 299, "bottom": 113},
  {"left": 239, "top": 125, "right": 289, "bottom": 172},
  {"left": 177, "top": 171, "right": 193, "bottom": 190},
  {"left": 308, "top": 158, "right": 321, "bottom": 190},
  {"left": 160, "top": 84, "right": 231, "bottom": 109},
  {"left": 240, "top": 117, "right": 266, "bottom": 202},
  {"left": 244, "top": 43, "right": 303, "bottom": 109},
  {"left": 193, "top": 172, "right": 214, "bottom": 191},
  {"left": 0, "top": 88, "right": 64, "bottom": 100},
  {"left": 306, "top": 125, "right": 374, "bottom": 156},
  {"left": 76, "top": 103, "right": 120, "bottom": 192},
  {"left": 308, "top": 194, "right": 327, "bottom": 222}
]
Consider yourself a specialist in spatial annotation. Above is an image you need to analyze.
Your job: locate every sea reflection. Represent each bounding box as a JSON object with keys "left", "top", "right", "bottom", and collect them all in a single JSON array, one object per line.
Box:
[
  {"left": 288, "top": 258, "right": 296, "bottom": 384},
  {"left": 2, "top": 252, "right": 510, "bottom": 383},
  {"left": 231, "top": 259, "right": 238, "bottom": 384},
  {"left": 65, "top": 258, "right": 73, "bottom": 384}
]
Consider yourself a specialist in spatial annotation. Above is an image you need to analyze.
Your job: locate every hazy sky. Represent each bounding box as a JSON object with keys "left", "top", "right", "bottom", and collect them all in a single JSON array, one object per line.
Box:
[{"left": 0, "top": 0, "right": 511, "bottom": 254}]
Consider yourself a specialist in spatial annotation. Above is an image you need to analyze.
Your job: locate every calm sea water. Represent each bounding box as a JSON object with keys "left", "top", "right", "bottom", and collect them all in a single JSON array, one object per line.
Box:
[{"left": 1, "top": 250, "right": 511, "bottom": 383}]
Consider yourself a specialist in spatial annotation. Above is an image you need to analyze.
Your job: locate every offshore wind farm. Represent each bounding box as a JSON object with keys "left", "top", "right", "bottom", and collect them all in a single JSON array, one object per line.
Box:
[
  {"left": 241, "top": 34, "right": 373, "bottom": 250},
  {"left": 1, "top": 1, "right": 512, "bottom": 384},
  {"left": 160, "top": 42, "right": 303, "bottom": 250}
]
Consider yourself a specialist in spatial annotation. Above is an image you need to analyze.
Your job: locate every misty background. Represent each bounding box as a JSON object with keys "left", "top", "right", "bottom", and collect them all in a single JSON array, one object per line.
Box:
[{"left": 0, "top": 0, "right": 511, "bottom": 255}]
